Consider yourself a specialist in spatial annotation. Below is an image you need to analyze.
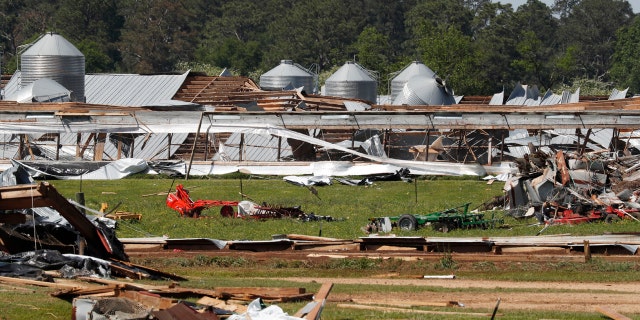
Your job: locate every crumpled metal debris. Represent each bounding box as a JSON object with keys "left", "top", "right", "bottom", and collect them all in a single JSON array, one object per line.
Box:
[{"left": 503, "top": 146, "right": 640, "bottom": 225}]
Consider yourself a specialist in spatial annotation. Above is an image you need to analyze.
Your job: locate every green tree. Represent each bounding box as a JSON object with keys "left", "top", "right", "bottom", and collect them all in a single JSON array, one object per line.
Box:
[
  {"left": 556, "top": 0, "right": 634, "bottom": 81},
  {"left": 52, "top": 0, "right": 124, "bottom": 72},
  {"left": 117, "top": 0, "right": 200, "bottom": 73},
  {"left": 471, "top": 2, "right": 519, "bottom": 93},
  {"left": 510, "top": 0, "right": 559, "bottom": 89},
  {"left": 418, "top": 25, "right": 482, "bottom": 94},
  {"left": 352, "top": 27, "right": 390, "bottom": 77},
  {"left": 265, "top": 0, "right": 366, "bottom": 71},
  {"left": 195, "top": 0, "right": 268, "bottom": 75},
  {"left": 611, "top": 16, "right": 640, "bottom": 93},
  {"left": 0, "top": 0, "right": 58, "bottom": 72}
]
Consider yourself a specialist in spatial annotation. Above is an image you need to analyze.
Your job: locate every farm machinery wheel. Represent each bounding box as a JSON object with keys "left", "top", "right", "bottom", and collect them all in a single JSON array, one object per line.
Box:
[{"left": 397, "top": 214, "right": 418, "bottom": 231}]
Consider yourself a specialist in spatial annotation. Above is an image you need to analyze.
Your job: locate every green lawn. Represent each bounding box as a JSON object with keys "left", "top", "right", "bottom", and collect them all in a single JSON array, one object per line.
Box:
[{"left": 2, "top": 176, "right": 639, "bottom": 319}]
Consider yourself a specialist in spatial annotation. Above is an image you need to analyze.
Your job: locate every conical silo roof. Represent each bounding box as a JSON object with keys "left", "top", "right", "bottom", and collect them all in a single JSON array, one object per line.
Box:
[
  {"left": 325, "top": 61, "right": 377, "bottom": 103},
  {"left": 392, "top": 75, "right": 455, "bottom": 106},
  {"left": 390, "top": 61, "right": 436, "bottom": 101},
  {"left": 20, "top": 32, "right": 85, "bottom": 102},
  {"left": 21, "top": 33, "right": 84, "bottom": 57},
  {"left": 326, "top": 61, "right": 376, "bottom": 82},
  {"left": 260, "top": 60, "right": 316, "bottom": 93}
]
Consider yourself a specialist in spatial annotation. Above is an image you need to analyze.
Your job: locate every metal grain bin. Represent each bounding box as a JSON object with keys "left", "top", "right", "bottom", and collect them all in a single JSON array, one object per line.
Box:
[
  {"left": 390, "top": 61, "right": 435, "bottom": 102},
  {"left": 392, "top": 75, "right": 456, "bottom": 106},
  {"left": 325, "top": 61, "right": 377, "bottom": 103},
  {"left": 260, "top": 60, "right": 316, "bottom": 93},
  {"left": 21, "top": 32, "right": 85, "bottom": 102}
]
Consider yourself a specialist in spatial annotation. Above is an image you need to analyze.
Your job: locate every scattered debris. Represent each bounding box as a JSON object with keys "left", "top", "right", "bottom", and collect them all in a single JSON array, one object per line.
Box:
[
  {"left": 0, "top": 182, "right": 126, "bottom": 260},
  {"left": 503, "top": 147, "right": 640, "bottom": 228}
]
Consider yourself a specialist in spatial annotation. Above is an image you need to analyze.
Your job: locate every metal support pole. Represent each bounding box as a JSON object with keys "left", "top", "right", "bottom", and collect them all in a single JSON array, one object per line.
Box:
[{"left": 186, "top": 112, "right": 205, "bottom": 180}]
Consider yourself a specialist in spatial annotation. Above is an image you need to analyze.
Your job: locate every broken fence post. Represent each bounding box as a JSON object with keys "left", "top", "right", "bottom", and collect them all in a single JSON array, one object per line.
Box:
[{"left": 584, "top": 240, "right": 591, "bottom": 262}]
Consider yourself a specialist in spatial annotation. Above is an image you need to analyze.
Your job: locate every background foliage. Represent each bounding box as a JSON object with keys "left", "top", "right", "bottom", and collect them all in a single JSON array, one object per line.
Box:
[{"left": 1, "top": 0, "right": 639, "bottom": 95}]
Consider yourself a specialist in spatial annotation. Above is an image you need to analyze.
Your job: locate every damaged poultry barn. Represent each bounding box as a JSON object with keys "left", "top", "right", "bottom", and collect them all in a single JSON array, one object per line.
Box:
[{"left": 4, "top": 31, "right": 640, "bottom": 318}]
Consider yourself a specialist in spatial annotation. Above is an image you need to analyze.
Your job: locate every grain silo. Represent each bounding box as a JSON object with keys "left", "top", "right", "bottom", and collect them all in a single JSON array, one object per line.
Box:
[
  {"left": 392, "top": 75, "right": 456, "bottom": 106},
  {"left": 260, "top": 60, "right": 316, "bottom": 93},
  {"left": 324, "top": 61, "right": 377, "bottom": 103},
  {"left": 20, "top": 32, "right": 85, "bottom": 102},
  {"left": 390, "top": 61, "right": 435, "bottom": 102}
]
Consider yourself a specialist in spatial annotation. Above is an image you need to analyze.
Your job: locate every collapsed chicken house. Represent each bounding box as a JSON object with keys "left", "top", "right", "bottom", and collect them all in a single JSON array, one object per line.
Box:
[{"left": 503, "top": 143, "right": 640, "bottom": 225}]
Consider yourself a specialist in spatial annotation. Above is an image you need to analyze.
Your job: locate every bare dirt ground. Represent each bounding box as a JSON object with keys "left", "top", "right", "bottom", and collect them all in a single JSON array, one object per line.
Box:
[
  {"left": 276, "top": 277, "right": 640, "bottom": 314},
  {"left": 130, "top": 250, "right": 640, "bottom": 316}
]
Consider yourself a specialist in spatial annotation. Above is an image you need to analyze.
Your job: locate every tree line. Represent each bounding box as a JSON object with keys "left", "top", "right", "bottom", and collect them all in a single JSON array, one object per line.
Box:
[{"left": 1, "top": 0, "right": 639, "bottom": 96}]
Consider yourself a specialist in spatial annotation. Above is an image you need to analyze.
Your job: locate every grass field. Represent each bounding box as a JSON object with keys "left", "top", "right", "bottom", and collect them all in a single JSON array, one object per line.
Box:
[
  {"left": 44, "top": 175, "right": 640, "bottom": 240},
  {"left": 2, "top": 176, "right": 640, "bottom": 319}
]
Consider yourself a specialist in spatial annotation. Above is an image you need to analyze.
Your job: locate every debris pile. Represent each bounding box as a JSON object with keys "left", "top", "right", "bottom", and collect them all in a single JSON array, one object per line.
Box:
[{"left": 504, "top": 146, "right": 640, "bottom": 226}]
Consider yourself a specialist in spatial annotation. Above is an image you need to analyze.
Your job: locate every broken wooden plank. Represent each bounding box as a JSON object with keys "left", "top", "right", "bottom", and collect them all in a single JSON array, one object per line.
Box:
[
  {"left": 294, "top": 282, "right": 333, "bottom": 319},
  {"left": 116, "top": 290, "right": 177, "bottom": 310},
  {"left": 52, "top": 285, "right": 118, "bottom": 298},
  {"left": 595, "top": 306, "right": 633, "bottom": 320},
  {"left": 0, "top": 275, "right": 85, "bottom": 290}
]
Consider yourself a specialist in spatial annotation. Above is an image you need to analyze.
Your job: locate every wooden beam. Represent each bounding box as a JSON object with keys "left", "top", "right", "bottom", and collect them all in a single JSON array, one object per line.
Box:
[{"left": 595, "top": 306, "right": 632, "bottom": 320}]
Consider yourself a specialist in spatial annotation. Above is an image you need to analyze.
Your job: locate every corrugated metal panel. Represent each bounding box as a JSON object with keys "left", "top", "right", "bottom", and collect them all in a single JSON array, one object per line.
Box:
[
  {"left": 548, "top": 128, "right": 612, "bottom": 150},
  {"left": 1, "top": 72, "right": 21, "bottom": 98},
  {"left": 540, "top": 89, "right": 561, "bottom": 105},
  {"left": 5, "top": 78, "right": 70, "bottom": 103},
  {"left": 213, "top": 132, "right": 293, "bottom": 161},
  {"left": 489, "top": 91, "right": 504, "bottom": 105},
  {"left": 506, "top": 83, "right": 540, "bottom": 106},
  {"left": 0, "top": 134, "right": 20, "bottom": 159},
  {"left": 84, "top": 71, "right": 189, "bottom": 106},
  {"left": 32, "top": 133, "right": 189, "bottom": 161},
  {"left": 343, "top": 101, "right": 370, "bottom": 111},
  {"left": 609, "top": 88, "right": 629, "bottom": 100},
  {"left": 102, "top": 133, "right": 189, "bottom": 160}
]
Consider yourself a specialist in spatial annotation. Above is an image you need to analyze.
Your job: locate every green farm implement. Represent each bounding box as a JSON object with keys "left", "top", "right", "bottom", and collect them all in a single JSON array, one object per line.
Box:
[{"left": 366, "top": 203, "right": 503, "bottom": 233}]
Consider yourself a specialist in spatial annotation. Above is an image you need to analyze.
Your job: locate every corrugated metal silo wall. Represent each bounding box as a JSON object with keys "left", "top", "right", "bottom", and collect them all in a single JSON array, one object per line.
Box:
[
  {"left": 21, "top": 55, "right": 85, "bottom": 101},
  {"left": 260, "top": 75, "right": 314, "bottom": 92},
  {"left": 325, "top": 81, "right": 376, "bottom": 103}
]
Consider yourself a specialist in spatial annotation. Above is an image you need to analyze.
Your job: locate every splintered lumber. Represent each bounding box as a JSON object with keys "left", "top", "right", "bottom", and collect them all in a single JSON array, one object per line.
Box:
[
  {"left": 0, "top": 182, "right": 119, "bottom": 260},
  {"left": 294, "top": 282, "right": 333, "bottom": 319},
  {"left": 116, "top": 290, "right": 177, "bottom": 310},
  {"left": 0, "top": 275, "right": 84, "bottom": 290},
  {"left": 212, "top": 287, "right": 313, "bottom": 302},
  {"left": 595, "top": 306, "right": 633, "bottom": 320},
  {"left": 110, "top": 259, "right": 188, "bottom": 281},
  {"left": 196, "top": 296, "right": 247, "bottom": 313},
  {"left": 52, "top": 285, "right": 118, "bottom": 298},
  {"left": 105, "top": 211, "right": 142, "bottom": 220},
  {"left": 337, "top": 304, "right": 493, "bottom": 317},
  {"left": 76, "top": 276, "right": 173, "bottom": 291}
]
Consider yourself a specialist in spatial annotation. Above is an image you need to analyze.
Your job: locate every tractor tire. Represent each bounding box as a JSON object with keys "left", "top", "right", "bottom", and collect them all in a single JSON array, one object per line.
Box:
[
  {"left": 397, "top": 214, "right": 418, "bottom": 231},
  {"left": 220, "top": 205, "right": 234, "bottom": 217},
  {"left": 605, "top": 214, "right": 621, "bottom": 223}
]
